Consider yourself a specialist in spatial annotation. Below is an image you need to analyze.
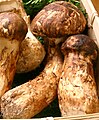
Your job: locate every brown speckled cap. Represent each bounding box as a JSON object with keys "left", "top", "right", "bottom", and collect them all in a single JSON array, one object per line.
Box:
[
  {"left": 31, "top": 1, "right": 86, "bottom": 38},
  {"left": 0, "top": 12, "right": 28, "bottom": 41},
  {"left": 61, "top": 34, "right": 98, "bottom": 59}
]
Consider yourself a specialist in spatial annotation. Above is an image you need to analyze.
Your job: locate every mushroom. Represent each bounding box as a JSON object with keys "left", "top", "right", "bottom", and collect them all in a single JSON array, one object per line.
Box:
[
  {"left": 0, "top": 12, "right": 27, "bottom": 103},
  {"left": 58, "top": 34, "right": 99, "bottom": 116},
  {"left": 1, "top": 1, "right": 87, "bottom": 118},
  {"left": 0, "top": 0, "right": 46, "bottom": 73},
  {"left": 31, "top": 1, "right": 86, "bottom": 39}
]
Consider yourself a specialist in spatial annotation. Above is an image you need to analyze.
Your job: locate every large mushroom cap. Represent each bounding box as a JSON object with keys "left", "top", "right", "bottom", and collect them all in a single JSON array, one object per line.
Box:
[
  {"left": 61, "top": 34, "right": 98, "bottom": 60},
  {"left": 31, "top": 1, "right": 86, "bottom": 38},
  {"left": 0, "top": 12, "right": 28, "bottom": 41}
]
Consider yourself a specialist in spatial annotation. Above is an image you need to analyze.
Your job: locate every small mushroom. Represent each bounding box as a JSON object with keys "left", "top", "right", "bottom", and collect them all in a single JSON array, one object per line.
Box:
[
  {"left": 0, "top": 12, "right": 27, "bottom": 100},
  {"left": 58, "top": 34, "right": 99, "bottom": 116}
]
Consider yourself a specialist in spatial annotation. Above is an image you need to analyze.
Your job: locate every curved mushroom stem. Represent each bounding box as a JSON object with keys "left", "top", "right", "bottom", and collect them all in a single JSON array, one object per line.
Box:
[
  {"left": 1, "top": 42, "right": 63, "bottom": 119},
  {"left": 58, "top": 35, "right": 99, "bottom": 116}
]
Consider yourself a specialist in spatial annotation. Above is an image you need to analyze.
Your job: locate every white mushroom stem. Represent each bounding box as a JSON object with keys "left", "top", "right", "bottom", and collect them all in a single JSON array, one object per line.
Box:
[{"left": 1, "top": 43, "right": 63, "bottom": 119}]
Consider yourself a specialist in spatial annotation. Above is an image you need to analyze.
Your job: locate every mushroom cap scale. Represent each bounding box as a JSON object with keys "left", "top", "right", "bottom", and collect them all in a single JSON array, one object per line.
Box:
[
  {"left": 31, "top": 1, "right": 86, "bottom": 38},
  {"left": 0, "top": 12, "right": 28, "bottom": 41},
  {"left": 61, "top": 34, "right": 98, "bottom": 59}
]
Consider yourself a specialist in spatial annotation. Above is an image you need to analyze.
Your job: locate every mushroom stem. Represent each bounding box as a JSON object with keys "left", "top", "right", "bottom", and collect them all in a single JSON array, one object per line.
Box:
[
  {"left": 0, "top": 12, "right": 27, "bottom": 110},
  {"left": 1, "top": 43, "right": 63, "bottom": 119},
  {"left": 0, "top": 38, "right": 19, "bottom": 97},
  {"left": 58, "top": 34, "right": 99, "bottom": 116}
]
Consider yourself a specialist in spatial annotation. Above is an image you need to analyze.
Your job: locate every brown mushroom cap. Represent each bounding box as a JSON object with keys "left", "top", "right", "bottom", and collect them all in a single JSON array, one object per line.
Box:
[
  {"left": 0, "top": 12, "right": 28, "bottom": 41},
  {"left": 61, "top": 34, "right": 98, "bottom": 60},
  {"left": 31, "top": 1, "right": 86, "bottom": 38}
]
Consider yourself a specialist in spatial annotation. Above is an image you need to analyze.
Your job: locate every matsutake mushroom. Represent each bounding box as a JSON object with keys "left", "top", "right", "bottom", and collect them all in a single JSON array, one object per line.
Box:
[
  {"left": 1, "top": 1, "right": 86, "bottom": 118},
  {"left": 58, "top": 34, "right": 99, "bottom": 116},
  {"left": 31, "top": 1, "right": 86, "bottom": 39},
  {"left": 0, "top": 12, "right": 27, "bottom": 104},
  {"left": 0, "top": 0, "right": 46, "bottom": 73}
]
